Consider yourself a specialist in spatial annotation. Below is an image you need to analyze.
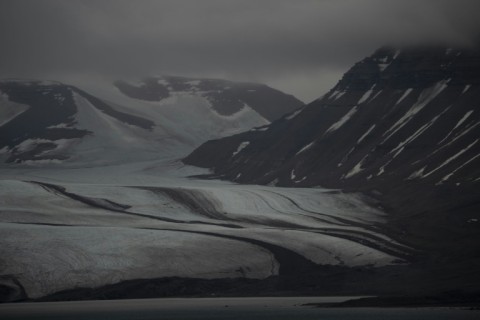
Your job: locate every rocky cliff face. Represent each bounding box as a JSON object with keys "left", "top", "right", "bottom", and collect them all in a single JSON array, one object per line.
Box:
[{"left": 184, "top": 46, "right": 480, "bottom": 262}]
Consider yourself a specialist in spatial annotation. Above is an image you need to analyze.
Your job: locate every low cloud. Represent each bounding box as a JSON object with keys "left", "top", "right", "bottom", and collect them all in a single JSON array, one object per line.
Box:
[{"left": 1, "top": 0, "right": 479, "bottom": 101}]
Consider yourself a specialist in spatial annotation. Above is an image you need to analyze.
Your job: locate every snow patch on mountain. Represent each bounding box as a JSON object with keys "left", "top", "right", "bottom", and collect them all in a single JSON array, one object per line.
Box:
[
  {"left": 325, "top": 106, "right": 358, "bottom": 134},
  {"left": 296, "top": 141, "right": 315, "bottom": 156},
  {"left": 395, "top": 88, "right": 413, "bottom": 105},
  {"left": 232, "top": 141, "right": 250, "bottom": 157},
  {"left": 383, "top": 81, "right": 448, "bottom": 143},
  {"left": 357, "top": 125, "right": 376, "bottom": 144}
]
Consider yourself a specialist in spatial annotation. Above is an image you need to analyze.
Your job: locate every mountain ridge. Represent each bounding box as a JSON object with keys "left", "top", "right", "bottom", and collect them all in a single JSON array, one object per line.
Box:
[{"left": 0, "top": 76, "right": 302, "bottom": 166}]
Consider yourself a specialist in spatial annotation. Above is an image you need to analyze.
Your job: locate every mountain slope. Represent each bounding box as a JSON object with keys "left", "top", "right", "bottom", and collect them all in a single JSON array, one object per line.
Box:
[
  {"left": 184, "top": 46, "right": 480, "bottom": 263},
  {"left": 0, "top": 77, "right": 302, "bottom": 166},
  {"left": 114, "top": 75, "right": 303, "bottom": 121}
]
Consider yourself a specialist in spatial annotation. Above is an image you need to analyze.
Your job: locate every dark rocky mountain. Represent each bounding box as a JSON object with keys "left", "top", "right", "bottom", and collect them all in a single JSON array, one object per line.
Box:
[
  {"left": 0, "top": 77, "right": 302, "bottom": 165},
  {"left": 114, "top": 75, "right": 303, "bottom": 121},
  {"left": 184, "top": 46, "right": 480, "bottom": 274}
]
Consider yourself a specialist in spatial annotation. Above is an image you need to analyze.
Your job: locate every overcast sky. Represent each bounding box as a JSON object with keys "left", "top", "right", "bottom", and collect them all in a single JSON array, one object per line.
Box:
[{"left": 1, "top": 0, "right": 479, "bottom": 102}]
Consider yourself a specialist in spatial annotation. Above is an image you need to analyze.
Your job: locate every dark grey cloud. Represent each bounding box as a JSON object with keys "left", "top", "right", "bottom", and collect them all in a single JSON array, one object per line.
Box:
[{"left": 1, "top": 0, "right": 480, "bottom": 102}]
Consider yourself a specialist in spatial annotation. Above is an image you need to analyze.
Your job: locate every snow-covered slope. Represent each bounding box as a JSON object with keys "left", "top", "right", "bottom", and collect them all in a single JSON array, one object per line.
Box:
[{"left": 0, "top": 77, "right": 301, "bottom": 166}]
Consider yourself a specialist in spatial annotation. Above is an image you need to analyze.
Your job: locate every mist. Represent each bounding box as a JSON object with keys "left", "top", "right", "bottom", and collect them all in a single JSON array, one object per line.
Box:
[{"left": 1, "top": 0, "right": 479, "bottom": 101}]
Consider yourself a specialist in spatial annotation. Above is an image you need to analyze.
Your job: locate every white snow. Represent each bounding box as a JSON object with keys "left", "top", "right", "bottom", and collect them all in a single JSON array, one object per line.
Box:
[
  {"left": 389, "top": 113, "right": 443, "bottom": 159},
  {"left": 338, "top": 147, "right": 356, "bottom": 168},
  {"left": 0, "top": 223, "right": 276, "bottom": 298},
  {"left": 14, "top": 138, "right": 53, "bottom": 153},
  {"left": 344, "top": 156, "right": 367, "bottom": 179},
  {"left": 453, "top": 110, "right": 474, "bottom": 131},
  {"left": 294, "top": 176, "right": 306, "bottom": 183},
  {"left": 376, "top": 159, "right": 392, "bottom": 176},
  {"left": 42, "top": 76, "right": 270, "bottom": 166},
  {"left": 383, "top": 81, "right": 448, "bottom": 143},
  {"left": 46, "top": 123, "right": 72, "bottom": 129},
  {"left": 437, "top": 110, "right": 473, "bottom": 145},
  {"left": 357, "top": 85, "right": 376, "bottom": 104},
  {"left": 357, "top": 125, "right": 376, "bottom": 144},
  {"left": 395, "top": 88, "right": 413, "bottom": 106},
  {"left": 0, "top": 160, "right": 410, "bottom": 300},
  {"left": 328, "top": 90, "right": 346, "bottom": 101},
  {"left": 378, "top": 63, "right": 390, "bottom": 72},
  {"left": 370, "top": 90, "right": 383, "bottom": 101},
  {"left": 325, "top": 106, "right": 358, "bottom": 135},
  {"left": 462, "top": 85, "right": 471, "bottom": 94},
  {"left": 250, "top": 125, "right": 269, "bottom": 132},
  {"left": 232, "top": 141, "right": 250, "bottom": 157},
  {"left": 437, "top": 153, "right": 480, "bottom": 184},
  {"left": 435, "top": 122, "right": 480, "bottom": 155},
  {"left": 328, "top": 91, "right": 340, "bottom": 100},
  {"left": 296, "top": 141, "right": 315, "bottom": 156},
  {"left": 333, "top": 91, "right": 346, "bottom": 101},
  {"left": 285, "top": 107, "right": 304, "bottom": 120},
  {"left": 407, "top": 166, "right": 426, "bottom": 180},
  {"left": 424, "top": 139, "right": 479, "bottom": 178}
]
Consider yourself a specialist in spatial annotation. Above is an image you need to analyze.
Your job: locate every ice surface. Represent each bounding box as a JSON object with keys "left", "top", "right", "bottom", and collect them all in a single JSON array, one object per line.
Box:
[
  {"left": 1, "top": 223, "right": 276, "bottom": 298},
  {"left": 0, "top": 138, "right": 409, "bottom": 300}
]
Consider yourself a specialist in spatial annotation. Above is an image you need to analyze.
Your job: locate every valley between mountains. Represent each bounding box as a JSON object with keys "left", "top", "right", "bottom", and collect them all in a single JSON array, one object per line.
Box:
[{"left": 1, "top": 46, "right": 479, "bottom": 303}]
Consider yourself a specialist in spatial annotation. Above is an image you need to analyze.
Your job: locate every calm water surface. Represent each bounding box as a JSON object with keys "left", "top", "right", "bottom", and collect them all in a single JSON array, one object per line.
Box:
[{"left": 0, "top": 297, "right": 478, "bottom": 320}]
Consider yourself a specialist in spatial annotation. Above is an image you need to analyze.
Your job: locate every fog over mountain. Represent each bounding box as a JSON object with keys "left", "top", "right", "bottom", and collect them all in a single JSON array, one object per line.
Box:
[{"left": 1, "top": 0, "right": 480, "bottom": 101}]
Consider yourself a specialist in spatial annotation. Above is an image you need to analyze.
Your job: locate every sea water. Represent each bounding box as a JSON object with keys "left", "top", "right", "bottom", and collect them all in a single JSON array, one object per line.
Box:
[{"left": 0, "top": 297, "right": 478, "bottom": 320}]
